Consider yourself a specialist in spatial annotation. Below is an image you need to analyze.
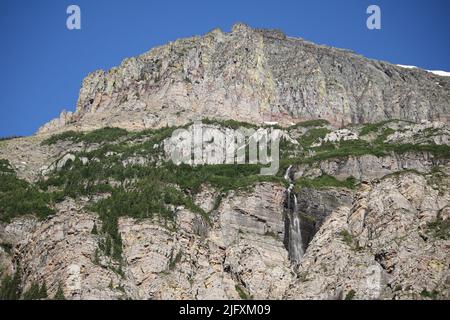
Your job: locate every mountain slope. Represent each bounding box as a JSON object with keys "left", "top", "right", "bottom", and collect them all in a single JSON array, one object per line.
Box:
[
  {"left": 1, "top": 119, "right": 449, "bottom": 299},
  {"left": 0, "top": 24, "right": 449, "bottom": 300},
  {"left": 38, "top": 23, "right": 449, "bottom": 134}
]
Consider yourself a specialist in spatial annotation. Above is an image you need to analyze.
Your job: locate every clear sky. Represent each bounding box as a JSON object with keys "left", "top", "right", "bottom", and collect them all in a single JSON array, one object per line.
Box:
[{"left": 1, "top": 0, "right": 449, "bottom": 137}]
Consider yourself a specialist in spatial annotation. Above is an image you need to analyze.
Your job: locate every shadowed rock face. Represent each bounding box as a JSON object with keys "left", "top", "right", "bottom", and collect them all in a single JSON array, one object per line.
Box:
[
  {"left": 38, "top": 23, "right": 449, "bottom": 134},
  {"left": 295, "top": 188, "right": 354, "bottom": 248}
]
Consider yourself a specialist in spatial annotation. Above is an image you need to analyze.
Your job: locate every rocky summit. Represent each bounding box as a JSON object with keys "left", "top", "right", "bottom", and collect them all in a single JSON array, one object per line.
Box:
[
  {"left": 38, "top": 23, "right": 449, "bottom": 134},
  {"left": 0, "top": 24, "right": 449, "bottom": 300}
]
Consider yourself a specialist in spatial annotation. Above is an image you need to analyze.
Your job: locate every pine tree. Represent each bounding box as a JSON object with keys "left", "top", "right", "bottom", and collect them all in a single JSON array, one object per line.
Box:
[
  {"left": 91, "top": 223, "right": 98, "bottom": 235},
  {"left": 23, "top": 281, "right": 40, "bottom": 300},
  {"left": 53, "top": 283, "right": 66, "bottom": 300},
  {"left": 0, "top": 270, "right": 21, "bottom": 300},
  {"left": 38, "top": 282, "right": 48, "bottom": 299}
]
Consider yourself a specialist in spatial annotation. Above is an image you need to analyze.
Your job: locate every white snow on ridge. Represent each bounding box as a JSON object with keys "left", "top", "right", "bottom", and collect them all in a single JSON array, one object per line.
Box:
[
  {"left": 397, "top": 64, "right": 417, "bottom": 69},
  {"left": 396, "top": 64, "right": 450, "bottom": 77},
  {"left": 428, "top": 70, "right": 450, "bottom": 77}
]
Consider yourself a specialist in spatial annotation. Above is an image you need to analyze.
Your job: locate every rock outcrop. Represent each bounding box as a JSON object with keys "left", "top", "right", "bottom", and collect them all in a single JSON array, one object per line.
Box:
[
  {"left": 1, "top": 183, "right": 294, "bottom": 300},
  {"left": 287, "top": 173, "right": 449, "bottom": 300},
  {"left": 38, "top": 23, "right": 449, "bottom": 134},
  {"left": 1, "top": 167, "right": 447, "bottom": 299}
]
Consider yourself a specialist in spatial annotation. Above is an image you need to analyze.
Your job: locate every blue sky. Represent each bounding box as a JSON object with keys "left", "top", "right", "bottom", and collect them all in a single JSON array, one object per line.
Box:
[{"left": 1, "top": 0, "right": 449, "bottom": 137}]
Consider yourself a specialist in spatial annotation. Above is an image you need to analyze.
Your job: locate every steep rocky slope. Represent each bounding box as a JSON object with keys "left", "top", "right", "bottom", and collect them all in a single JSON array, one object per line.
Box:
[
  {"left": 1, "top": 24, "right": 449, "bottom": 300},
  {"left": 38, "top": 23, "right": 449, "bottom": 134},
  {"left": 1, "top": 119, "right": 449, "bottom": 300}
]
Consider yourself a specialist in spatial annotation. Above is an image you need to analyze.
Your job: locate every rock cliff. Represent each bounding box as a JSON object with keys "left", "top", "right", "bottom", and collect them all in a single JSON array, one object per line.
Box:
[
  {"left": 0, "top": 24, "right": 449, "bottom": 300},
  {"left": 38, "top": 23, "right": 449, "bottom": 134}
]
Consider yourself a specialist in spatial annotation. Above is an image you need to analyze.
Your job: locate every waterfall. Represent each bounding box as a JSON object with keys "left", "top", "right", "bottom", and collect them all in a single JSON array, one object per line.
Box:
[
  {"left": 284, "top": 166, "right": 304, "bottom": 264},
  {"left": 288, "top": 195, "right": 304, "bottom": 263},
  {"left": 284, "top": 165, "right": 293, "bottom": 182}
]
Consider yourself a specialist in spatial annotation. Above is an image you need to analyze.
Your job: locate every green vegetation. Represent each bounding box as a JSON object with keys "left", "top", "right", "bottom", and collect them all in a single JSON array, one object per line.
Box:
[
  {"left": 41, "top": 130, "right": 83, "bottom": 145},
  {"left": 40, "top": 160, "right": 283, "bottom": 261},
  {"left": 426, "top": 213, "right": 449, "bottom": 240},
  {"left": 91, "top": 223, "right": 98, "bottom": 235},
  {"left": 298, "top": 128, "right": 331, "bottom": 148},
  {"left": 359, "top": 119, "right": 402, "bottom": 136},
  {"left": 374, "top": 128, "right": 395, "bottom": 144},
  {"left": 164, "top": 163, "right": 285, "bottom": 194},
  {"left": 41, "top": 127, "right": 129, "bottom": 145},
  {"left": 380, "top": 169, "right": 422, "bottom": 180},
  {"left": 23, "top": 281, "right": 48, "bottom": 300},
  {"left": 360, "top": 121, "right": 392, "bottom": 136},
  {"left": 38, "top": 125, "right": 285, "bottom": 262},
  {"left": 295, "top": 174, "right": 356, "bottom": 190},
  {"left": 6, "top": 119, "right": 449, "bottom": 270},
  {"left": 344, "top": 289, "right": 356, "bottom": 300},
  {"left": 0, "top": 160, "right": 54, "bottom": 223},
  {"left": 235, "top": 285, "right": 251, "bottom": 300},
  {"left": 339, "top": 230, "right": 362, "bottom": 251},
  {"left": 340, "top": 230, "right": 354, "bottom": 247},
  {"left": 0, "top": 270, "right": 21, "bottom": 300},
  {"left": 0, "top": 159, "right": 14, "bottom": 174},
  {"left": 289, "top": 119, "right": 330, "bottom": 129},
  {"left": 201, "top": 118, "right": 259, "bottom": 130},
  {"left": 300, "top": 213, "right": 317, "bottom": 224},
  {"left": 203, "top": 118, "right": 330, "bottom": 131},
  {"left": 282, "top": 138, "right": 389, "bottom": 170},
  {"left": 420, "top": 289, "right": 439, "bottom": 300},
  {"left": 91, "top": 178, "right": 204, "bottom": 260},
  {"left": 169, "top": 251, "right": 183, "bottom": 270},
  {"left": 359, "top": 119, "right": 412, "bottom": 136},
  {"left": 422, "top": 127, "right": 445, "bottom": 139},
  {"left": 53, "top": 283, "right": 66, "bottom": 300},
  {"left": 0, "top": 243, "right": 12, "bottom": 254},
  {"left": 35, "top": 121, "right": 450, "bottom": 264},
  {"left": 384, "top": 143, "right": 450, "bottom": 158},
  {"left": 282, "top": 137, "right": 450, "bottom": 169}
]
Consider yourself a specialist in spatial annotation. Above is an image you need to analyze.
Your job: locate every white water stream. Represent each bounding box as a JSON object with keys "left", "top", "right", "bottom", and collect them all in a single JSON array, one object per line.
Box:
[{"left": 284, "top": 166, "right": 304, "bottom": 264}]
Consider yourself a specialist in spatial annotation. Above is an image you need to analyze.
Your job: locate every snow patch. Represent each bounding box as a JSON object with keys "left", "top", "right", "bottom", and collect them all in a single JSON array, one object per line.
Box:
[
  {"left": 397, "top": 64, "right": 417, "bottom": 69},
  {"left": 396, "top": 64, "right": 450, "bottom": 77},
  {"left": 428, "top": 70, "right": 450, "bottom": 77}
]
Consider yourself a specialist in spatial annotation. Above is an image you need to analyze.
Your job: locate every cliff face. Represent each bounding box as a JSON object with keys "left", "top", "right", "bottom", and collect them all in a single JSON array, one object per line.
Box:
[
  {"left": 1, "top": 24, "right": 449, "bottom": 300},
  {"left": 1, "top": 184, "right": 292, "bottom": 300},
  {"left": 1, "top": 118, "right": 450, "bottom": 300},
  {"left": 38, "top": 23, "right": 449, "bottom": 134}
]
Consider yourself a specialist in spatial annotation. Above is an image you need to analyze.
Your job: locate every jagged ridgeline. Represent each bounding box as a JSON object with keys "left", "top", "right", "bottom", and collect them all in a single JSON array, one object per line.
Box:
[{"left": 38, "top": 23, "right": 449, "bottom": 135}]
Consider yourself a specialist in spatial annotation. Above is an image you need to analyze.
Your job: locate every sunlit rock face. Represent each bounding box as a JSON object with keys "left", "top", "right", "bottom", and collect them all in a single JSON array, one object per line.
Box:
[
  {"left": 0, "top": 23, "right": 449, "bottom": 300},
  {"left": 38, "top": 23, "right": 449, "bottom": 134}
]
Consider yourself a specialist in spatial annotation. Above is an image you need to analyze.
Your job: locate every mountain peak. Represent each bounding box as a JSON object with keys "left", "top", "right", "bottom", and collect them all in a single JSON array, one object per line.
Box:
[{"left": 38, "top": 24, "right": 449, "bottom": 134}]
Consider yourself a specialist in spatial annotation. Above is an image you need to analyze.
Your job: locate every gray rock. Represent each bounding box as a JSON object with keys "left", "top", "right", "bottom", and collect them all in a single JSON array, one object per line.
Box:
[{"left": 38, "top": 23, "right": 449, "bottom": 134}]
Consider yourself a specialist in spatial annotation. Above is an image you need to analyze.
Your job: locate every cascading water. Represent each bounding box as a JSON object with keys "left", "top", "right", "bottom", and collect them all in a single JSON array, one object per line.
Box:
[
  {"left": 284, "top": 165, "right": 293, "bottom": 182},
  {"left": 284, "top": 166, "right": 304, "bottom": 265}
]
